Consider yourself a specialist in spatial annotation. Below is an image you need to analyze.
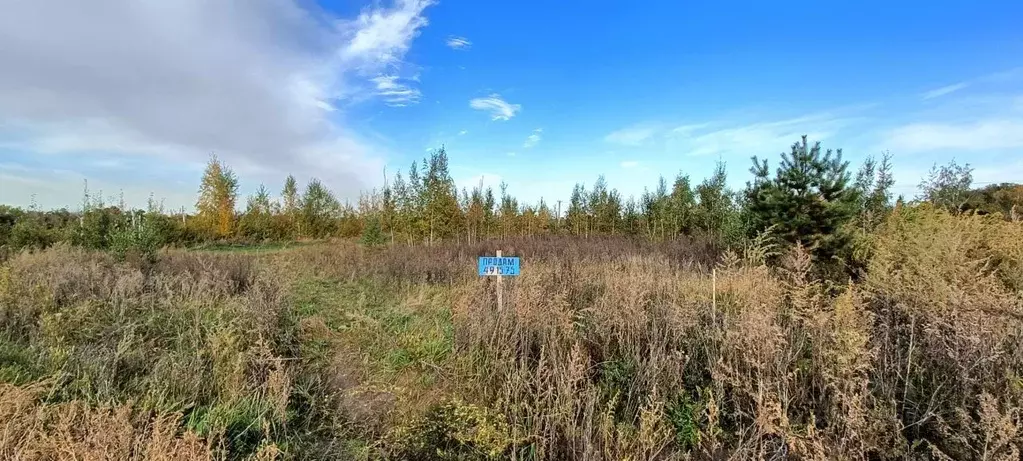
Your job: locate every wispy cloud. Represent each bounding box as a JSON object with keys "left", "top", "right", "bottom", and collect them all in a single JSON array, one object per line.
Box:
[
  {"left": 523, "top": 128, "right": 543, "bottom": 148},
  {"left": 884, "top": 118, "right": 1023, "bottom": 152},
  {"left": 446, "top": 35, "right": 471, "bottom": 50},
  {"left": 982, "top": 67, "right": 1023, "bottom": 84},
  {"left": 604, "top": 125, "right": 661, "bottom": 146},
  {"left": 620, "top": 160, "right": 639, "bottom": 169},
  {"left": 371, "top": 75, "right": 421, "bottom": 106},
  {"left": 341, "top": 0, "right": 435, "bottom": 73},
  {"left": 919, "top": 68, "right": 1023, "bottom": 101},
  {"left": 469, "top": 94, "right": 521, "bottom": 121},
  {"left": 668, "top": 113, "right": 854, "bottom": 157},
  {"left": 507, "top": 152, "right": 517, "bottom": 157},
  {"left": 458, "top": 130, "right": 468, "bottom": 136},
  {"left": 922, "top": 82, "right": 970, "bottom": 100}
]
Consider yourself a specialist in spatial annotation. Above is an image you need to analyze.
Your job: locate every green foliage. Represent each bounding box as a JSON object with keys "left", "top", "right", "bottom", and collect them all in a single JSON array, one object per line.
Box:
[
  {"left": 422, "top": 147, "right": 463, "bottom": 242},
  {"left": 108, "top": 209, "right": 161, "bottom": 263},
  {"left": 746, "top": 135, "right": 859, "bottom": 272},
  {"left": 666, "top": 392, "right": 702, "bottom": 451},
  {"left": 8, "top": 215, "right": 55, "bottom": 250},
  {"left": 387, "top": 400, "right": 515, "bottom": 460},
  {"left": 964, "top": 182, "right": 1023, "bottom": 219},
  {"left": 301, "top": 179, "right": 340, "bottom": 238},
  {"left": 0, "top": 206, "right": 18, "bottom": 248},
  {"left": 7, "top": 141, "right": 1012, "bottom": 260},
  {"left": 360, "top": 216, "right": 386, "bottom": 247},
  {"left": 851, "top": 151, "right": 896, "bottom": 231},
  {"left": 918, "top": 159, "right": 973, "bottom": 213},
  {"left": 239, "top": 184, "right": 275, "bottom": 241}
]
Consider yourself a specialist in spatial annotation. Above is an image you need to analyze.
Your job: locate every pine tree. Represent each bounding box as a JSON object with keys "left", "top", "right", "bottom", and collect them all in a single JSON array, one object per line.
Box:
[
  {"left": 196, "top": 155, "right": 239, "bottom": 239},
  {"left": 360, "top": 216, "right": 385, "bottom": 247},
  {"left": 746, "top": 135, "right": 859, "bottom": 268}
]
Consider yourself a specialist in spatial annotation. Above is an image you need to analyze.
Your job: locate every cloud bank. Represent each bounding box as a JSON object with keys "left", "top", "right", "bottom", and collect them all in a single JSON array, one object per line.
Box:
[{"left": 0, "top": 0, "right": 435, "bottom": 208}]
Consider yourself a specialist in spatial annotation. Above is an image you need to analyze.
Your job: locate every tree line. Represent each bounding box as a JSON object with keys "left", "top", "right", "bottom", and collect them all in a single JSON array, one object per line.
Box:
[{"left": 2, "top": 136, "right": 1020, "bottom": 268}]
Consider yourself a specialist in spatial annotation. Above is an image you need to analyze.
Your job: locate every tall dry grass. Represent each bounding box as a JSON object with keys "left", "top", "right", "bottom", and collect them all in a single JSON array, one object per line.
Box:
[
  {"left": 443, "top": 206, "right": 1023, "bottom": 460},
  {"left": 0, "top": 245, "right": 292, "bottom": 460},
  {"left": 1, "top": 207, "right": 1020, "bottom": 460}
]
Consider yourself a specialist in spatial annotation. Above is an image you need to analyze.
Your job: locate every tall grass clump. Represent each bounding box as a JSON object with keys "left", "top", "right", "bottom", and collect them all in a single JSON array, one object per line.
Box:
[
  {"left": 443, "top": 207, "right": 1022, "bottom": 459},
  {"left": 0, "top": 245, "right": 293, "bottom": 459},
  {"left": 865, "top": 205, "right": 1023, "bottom": 459}
]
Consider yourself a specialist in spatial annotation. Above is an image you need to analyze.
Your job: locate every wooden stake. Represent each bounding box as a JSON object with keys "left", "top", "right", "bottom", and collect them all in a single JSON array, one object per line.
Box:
[
  {"left": 496, "top": 250, "right": 504, "bottom": 313},
  {"left": 712, "top": 268, "right": 717, "bottom": 325}
]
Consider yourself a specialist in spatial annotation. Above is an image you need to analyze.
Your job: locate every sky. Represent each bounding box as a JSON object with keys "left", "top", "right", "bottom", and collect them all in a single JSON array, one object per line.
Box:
[{"left": 1, "top": 0, "right": 1022, "bottom": 211}]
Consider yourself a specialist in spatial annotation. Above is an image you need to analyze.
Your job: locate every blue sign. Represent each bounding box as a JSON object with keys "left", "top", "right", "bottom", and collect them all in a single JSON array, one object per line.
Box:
[{"left": 478, "top": 256, "right": 520, "bottom": 276}]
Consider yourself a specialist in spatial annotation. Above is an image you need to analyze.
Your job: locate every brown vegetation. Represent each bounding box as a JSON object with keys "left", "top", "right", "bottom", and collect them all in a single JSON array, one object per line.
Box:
[{"left": 1, "top": 206, "right": 1021, "bottom": 459}]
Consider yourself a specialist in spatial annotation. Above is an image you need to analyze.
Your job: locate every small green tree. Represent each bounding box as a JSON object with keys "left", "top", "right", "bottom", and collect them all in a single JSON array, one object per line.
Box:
[
  {"left": 852, "top": 151, "right": 895, "bottom": 230},
  {"left": 918, "top": 160, "right": 973, "bottom": 213},
  {"left": 108, "top": 209, "right": 160, "bottom": 263},
  {"left": 694, "top": 161, "right": 739, "bottom": 245},
  {"left": 746, "top": 136, "right": 859, "bottom": 271},
  {"left": 360, "top": 216, "right": 386, "bottom": 247},
  {"left": 239, "top": 184, "right": 274, "bottom": 241},
  {"left": 301, "top": 179, "right": 340, "bottom": 238},
  {"left": 281, "top": 175, "right": 301, "bottom": 238}
]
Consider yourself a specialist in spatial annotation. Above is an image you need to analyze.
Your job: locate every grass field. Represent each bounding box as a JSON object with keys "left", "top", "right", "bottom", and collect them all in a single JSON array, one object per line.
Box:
[{"left": 1, "top": 207, "right": 1022, "bottom": 460}]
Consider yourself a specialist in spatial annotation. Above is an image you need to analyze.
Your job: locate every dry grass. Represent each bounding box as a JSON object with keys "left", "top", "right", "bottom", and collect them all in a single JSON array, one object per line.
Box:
[{"left": 1, "top": 207, "right": 1020, "bottom": 459}]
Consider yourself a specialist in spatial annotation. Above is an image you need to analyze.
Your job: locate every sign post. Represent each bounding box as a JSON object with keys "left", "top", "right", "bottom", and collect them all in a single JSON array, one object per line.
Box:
[
  {"left": 478, "top": 251, "right": 521, "bottom": 312},
  {"left": 496, "top": 250, "right": 503, "bottom": 312}
]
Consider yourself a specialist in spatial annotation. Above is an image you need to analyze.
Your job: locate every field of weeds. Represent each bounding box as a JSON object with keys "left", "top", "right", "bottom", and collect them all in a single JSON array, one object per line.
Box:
[{"left": 1, "top": 207, "right": 1021, "bottom": 460}]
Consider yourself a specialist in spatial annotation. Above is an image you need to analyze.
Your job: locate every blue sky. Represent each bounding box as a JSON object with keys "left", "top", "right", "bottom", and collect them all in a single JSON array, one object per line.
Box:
[{"left": 1, "top": 0, "right": 1022, "bottom": 210}]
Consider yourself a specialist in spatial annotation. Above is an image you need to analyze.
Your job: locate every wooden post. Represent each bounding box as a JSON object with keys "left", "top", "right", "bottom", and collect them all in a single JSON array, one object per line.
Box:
[
  {"left": 712, "top": 268, "right": 717, "bottom": 325},
  {"left": 496, "top": 250, "right": 504, "bottom": 313}
]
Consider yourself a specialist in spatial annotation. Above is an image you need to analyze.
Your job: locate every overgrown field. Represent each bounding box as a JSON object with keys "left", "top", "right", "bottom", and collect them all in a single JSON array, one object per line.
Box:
[{"left": 1, "top": 206, "right": 1021, "bottom": 460}]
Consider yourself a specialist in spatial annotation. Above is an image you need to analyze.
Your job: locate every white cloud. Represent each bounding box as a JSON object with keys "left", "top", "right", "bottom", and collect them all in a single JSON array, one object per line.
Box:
[
  {"left": 604, "top": 125, "right": 660, "bottom": 146},
  {"left": 458, "top": 130, "right": 469, "bottom": 135},
  {"left": 371, "top": 75, "right": 421, "bottom": 106},
  {"left": 469, "top": 94, "right": 521, "bottom": 121},
  {"left": 667, "top": 114, "right": 851, "bottom": 157},
  {"left": 446, "top": 36, "right": 472, "bottom": 50},
  {"left": 340, "top": 0, "right": 434, "bottom": 73},
  {"left": 523, "top": 128, "right": 543, "bottom": 148},
  {"left": 620, "top": 161, "right": 639, "bottom": 169},
  {"left": 0, "top": 0, "right": 435, "bottom": 208},
  {"left": 672, "top": 123, "right": 711, "bottom": 135},
  {"left": 507, "top": 152, "right": 517, "bottom": 157},
  {"left": 922, "top": 82, "right": 970, "bottom": 100},
  {"left": 884, "top": 118, "right": 1023, "bottom": 152}
]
